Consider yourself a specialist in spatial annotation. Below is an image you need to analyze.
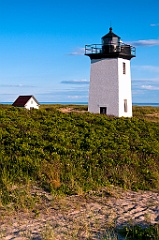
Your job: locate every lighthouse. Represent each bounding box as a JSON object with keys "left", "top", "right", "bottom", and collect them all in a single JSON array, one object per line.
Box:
[{"left": 85, "top": 27, "right": 136, "bottom": 117}]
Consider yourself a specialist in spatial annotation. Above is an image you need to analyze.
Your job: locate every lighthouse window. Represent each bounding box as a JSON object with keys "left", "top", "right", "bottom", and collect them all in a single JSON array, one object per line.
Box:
[
  {"left": 123, "top": 62, "right": 126, "bottom": 74},
  {"left": 124, "top": 99, "right": 128, "bottom": 112}
]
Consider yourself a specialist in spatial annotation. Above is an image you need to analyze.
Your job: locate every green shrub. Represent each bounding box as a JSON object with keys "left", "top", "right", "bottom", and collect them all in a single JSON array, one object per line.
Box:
[
  {"left": 120, "top": 224, "right": 159, "bottom": 239},
  {"left": 1, "top": 104, "right": 159, "bottom": 206}
]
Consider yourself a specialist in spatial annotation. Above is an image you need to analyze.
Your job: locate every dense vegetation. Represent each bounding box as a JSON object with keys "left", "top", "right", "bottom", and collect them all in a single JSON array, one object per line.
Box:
[
  {"left": 120, "top": 224, "right": 159, "bottom": 240},
  {"left": 1, "top": 104, "right": 159, "bottom": 207}
]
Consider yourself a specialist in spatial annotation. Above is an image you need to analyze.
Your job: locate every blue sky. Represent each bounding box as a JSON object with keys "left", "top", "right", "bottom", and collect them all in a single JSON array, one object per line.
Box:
[{"left": 0, "top": 0, "right": 159, "bottom": 103}]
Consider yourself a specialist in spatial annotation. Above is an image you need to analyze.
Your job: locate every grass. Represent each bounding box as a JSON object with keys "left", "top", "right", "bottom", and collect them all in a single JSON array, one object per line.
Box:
[
  {"left": 1, "top": 104, "right": 159, "bottom": 199},
  {"left": 1, "top": 104, "right": 159, "bottom": 239},
  {"left": 40, "top": 224, "right": 55, "bottom": 240},
  {"left": 119, "top": 224, "right": 159, "bottom": 239}
]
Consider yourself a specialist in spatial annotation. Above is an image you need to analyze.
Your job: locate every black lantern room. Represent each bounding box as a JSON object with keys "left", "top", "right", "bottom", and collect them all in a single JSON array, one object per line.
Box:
[{"left": 85, "top": 27, "right": 136, "bottom": 60}]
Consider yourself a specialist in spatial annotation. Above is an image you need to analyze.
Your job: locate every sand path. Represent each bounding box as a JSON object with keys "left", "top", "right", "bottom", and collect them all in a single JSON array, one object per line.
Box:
[{"left": 0, "top": 187, "right": 159, "bottom": 239}]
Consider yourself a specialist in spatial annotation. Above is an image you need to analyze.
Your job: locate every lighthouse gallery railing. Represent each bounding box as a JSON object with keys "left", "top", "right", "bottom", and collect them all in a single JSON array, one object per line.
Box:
[{"left": 85, "top": 43, "right": 136, "bottom": 57}]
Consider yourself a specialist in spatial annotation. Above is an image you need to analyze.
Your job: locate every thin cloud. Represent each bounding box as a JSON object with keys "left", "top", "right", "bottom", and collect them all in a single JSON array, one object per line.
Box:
[
  {"left": 132, "top": 89, "right": 145, "bottom": 95},
  {"left": 67, "top": 95, "right": 88, "bottom": 99},
  {"left": 36, "top": 88, "right": 88, "bottom": 102},
  {"left": 68, "top": 48, "right": 85, "bottom": 56},
  {"left": 61, "top": 79, "right": 89, "bottom": 84},
  {"left": 133, "top": 78, "right": 159, "bottom": 82},
  {"left": 0, "top": 93, "right": 19, "bottom": 96},
  {"left": 37, "top": 88, "right": 88, "bottom": 96},
  {"left": 0, "top": 84, "right": 35, "bottom": 88},
  {"left": 150, "top": 23, "right": 159, "bottom": 27},
  {"left": 129, "top": 39, "right": 159, "bottom": 47},
  {"left": 132, "top": 77, "right": 159, "bottom": 91},
  {"left": 138, "top": 65, "right": 159, "bottom": 73},
  {"left": 132, "top": 65, "right": 159, "bottom": 73},
  {"left": 141, "top": 85, "right": 159, "bottom": 90}
]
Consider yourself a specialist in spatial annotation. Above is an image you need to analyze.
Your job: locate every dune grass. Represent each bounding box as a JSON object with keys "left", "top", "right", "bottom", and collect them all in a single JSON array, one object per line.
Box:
[{"left": 1, "top": 104, "right": 159, "bottom": 238}]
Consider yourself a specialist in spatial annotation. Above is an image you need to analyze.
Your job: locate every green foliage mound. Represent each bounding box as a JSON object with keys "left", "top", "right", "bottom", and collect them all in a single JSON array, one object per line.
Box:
[
  {"left": 1, "top": 105, "right": 159, "bottom": 205},
  {"left": 120, "top": 224, "right": 159, "bottom": 239}
]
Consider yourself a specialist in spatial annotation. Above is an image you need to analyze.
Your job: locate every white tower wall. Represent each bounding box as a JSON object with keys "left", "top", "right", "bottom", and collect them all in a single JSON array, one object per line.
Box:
[
  {"left": 118, "top": 58, "right": 132, "bottom": 117},
  {"left": 88, "top": 57, "right": 132, "bottom": 117}
]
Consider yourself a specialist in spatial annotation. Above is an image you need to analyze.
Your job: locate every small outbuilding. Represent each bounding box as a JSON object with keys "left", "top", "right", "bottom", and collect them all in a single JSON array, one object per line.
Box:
[{"left": 12, "top": 95, "right": 40, "bottom": 110}]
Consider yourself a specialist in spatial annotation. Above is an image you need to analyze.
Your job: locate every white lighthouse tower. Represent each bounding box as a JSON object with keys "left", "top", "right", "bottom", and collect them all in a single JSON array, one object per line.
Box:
[{"left": 85, "top": 27, "right": 136, "bottom": 117}]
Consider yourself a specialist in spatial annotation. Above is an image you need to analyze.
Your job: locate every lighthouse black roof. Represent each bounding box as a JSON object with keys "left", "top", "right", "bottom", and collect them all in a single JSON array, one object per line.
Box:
[
  {"left": 102, "top": 27, "right": 120, "bottom": 40},
  {"left": 85, "top": 27, "right": 136, "bottom": 60}
]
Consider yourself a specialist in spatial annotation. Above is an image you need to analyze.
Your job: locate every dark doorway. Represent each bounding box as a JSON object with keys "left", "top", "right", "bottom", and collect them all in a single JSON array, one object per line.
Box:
[{"left": 100, "top": 107, "right": 107, "bottom": 114}]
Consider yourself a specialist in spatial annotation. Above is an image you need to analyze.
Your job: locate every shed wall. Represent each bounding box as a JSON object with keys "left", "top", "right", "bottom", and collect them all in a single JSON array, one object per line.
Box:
[{"left": 25, "top": 97, "right": 39, "bottom": 110}]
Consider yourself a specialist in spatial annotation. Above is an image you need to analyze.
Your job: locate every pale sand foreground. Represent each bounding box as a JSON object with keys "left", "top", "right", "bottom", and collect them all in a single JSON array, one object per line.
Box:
[{"left": 0, "top": 186, "right": 159, "bottom": 239}]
